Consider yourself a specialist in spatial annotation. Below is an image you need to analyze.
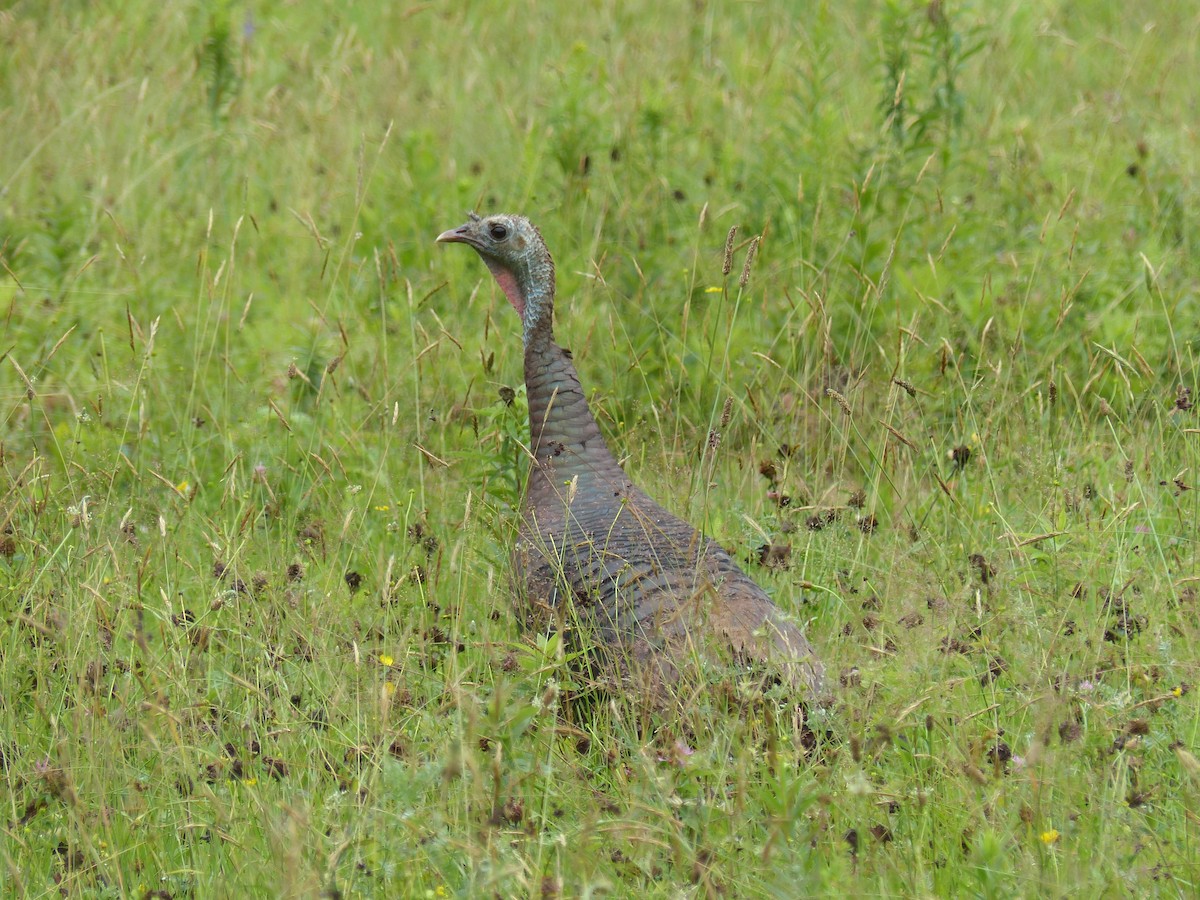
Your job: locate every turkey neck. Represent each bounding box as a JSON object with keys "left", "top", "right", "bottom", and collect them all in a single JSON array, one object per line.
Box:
[
  {"left": 518, "top": 264, "right": 614, "bottom": 480},
  {"left": 524, "top": 339, "right": 612, "bottom": 477}
]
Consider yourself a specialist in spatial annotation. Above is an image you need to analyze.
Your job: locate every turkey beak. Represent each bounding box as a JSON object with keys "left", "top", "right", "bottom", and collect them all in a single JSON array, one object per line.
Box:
[{"left": 436, "top": 224, "right": 472, "bottom": 245}]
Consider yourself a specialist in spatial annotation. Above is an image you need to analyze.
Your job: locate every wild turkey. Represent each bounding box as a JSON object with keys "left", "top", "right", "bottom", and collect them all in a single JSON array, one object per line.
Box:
[{"left": 437, "top": 213, "right": 824, "bottom": 700}]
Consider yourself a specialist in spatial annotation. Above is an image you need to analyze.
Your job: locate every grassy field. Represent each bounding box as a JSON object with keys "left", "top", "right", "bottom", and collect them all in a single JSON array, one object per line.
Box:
[{"left": 2, "top": 0, "right": 1198, "bottom": 895}]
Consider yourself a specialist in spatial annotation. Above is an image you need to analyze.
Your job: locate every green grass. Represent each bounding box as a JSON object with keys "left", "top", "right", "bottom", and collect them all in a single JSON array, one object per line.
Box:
[{"left": 2, "top": 0, "right": 1198, "bottom": 895}]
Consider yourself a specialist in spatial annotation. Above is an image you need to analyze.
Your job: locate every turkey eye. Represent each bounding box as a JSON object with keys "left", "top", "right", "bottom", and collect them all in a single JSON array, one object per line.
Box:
[{"left": 488, "top": 223, "right": 509, "bottom": 240}]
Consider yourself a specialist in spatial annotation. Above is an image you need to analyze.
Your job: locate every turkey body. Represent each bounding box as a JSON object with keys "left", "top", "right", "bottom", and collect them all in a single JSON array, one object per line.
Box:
[{"left": 438, "top": 214, "right": 824, "bottom": 699}]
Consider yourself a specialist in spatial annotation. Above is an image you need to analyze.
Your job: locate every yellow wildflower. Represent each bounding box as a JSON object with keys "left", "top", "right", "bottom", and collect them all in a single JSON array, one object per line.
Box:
[
  {"left": 379, "top": 654, "right": 394, "bottom": 667},
  {"left": 1040, "top": 829, "right": 1059, "bottom": 845},
  {"left": 704, "top": 286, "right": 722, "bottom": 293}
]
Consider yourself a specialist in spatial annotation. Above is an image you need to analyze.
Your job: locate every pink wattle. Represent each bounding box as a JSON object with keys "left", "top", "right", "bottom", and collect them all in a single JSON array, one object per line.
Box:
[{"left": 491, "top": 266, "right": 526, "bottom": 319}]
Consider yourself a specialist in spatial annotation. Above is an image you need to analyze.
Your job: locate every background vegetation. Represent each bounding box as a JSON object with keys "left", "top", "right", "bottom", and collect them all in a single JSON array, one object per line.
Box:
[{"left": 1, "top": 0, "right": 1197, "bottom": 895}]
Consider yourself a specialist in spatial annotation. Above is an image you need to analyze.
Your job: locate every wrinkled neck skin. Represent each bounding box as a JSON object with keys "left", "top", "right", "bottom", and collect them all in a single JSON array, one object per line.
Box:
[
  {"left": 488, "top": 245, "right": 556, "bottom": 362},
  {"left": 490, "top": 246, "right": 610, "bottom": 476},
  {"left": 492, "top": 250, "right": 555, "bottom": 350},
  {"left": 520, "top": 279, "right": 555, "bottom": 352}
]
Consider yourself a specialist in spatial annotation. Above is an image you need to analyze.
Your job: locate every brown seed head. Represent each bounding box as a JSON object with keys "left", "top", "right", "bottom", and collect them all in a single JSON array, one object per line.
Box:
[
  {"left": 739, "top": 235, "right": 760, "bottom": 288},
  {"left": 722, "top": 226, "right": 739, "bottom": 275},
  {"left": 826, "top": 388, "right": 852, "bottom": 415}
]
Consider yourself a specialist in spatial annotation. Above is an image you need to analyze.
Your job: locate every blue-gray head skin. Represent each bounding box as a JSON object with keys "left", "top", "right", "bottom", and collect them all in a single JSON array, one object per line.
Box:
[{"left": 436, "top": 212, "right": 556, "bottom": 346}]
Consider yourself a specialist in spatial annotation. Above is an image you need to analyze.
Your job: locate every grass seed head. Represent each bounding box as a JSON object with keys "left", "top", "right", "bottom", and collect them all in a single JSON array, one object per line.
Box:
[
  {"left": 739, "top": 235, "right": 760, "bottom": 287},
  {"left": 722, "top": 225, "right": 738, "bottom": 275},
  {"left": 826, "top": 388, "right": 852, "bottom": 415}
]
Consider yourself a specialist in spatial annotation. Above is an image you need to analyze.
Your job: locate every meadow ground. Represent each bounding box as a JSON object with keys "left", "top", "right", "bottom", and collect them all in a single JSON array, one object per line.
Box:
[{"left": 1, "top": 1, "right": 1198, "bottom": 896}]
